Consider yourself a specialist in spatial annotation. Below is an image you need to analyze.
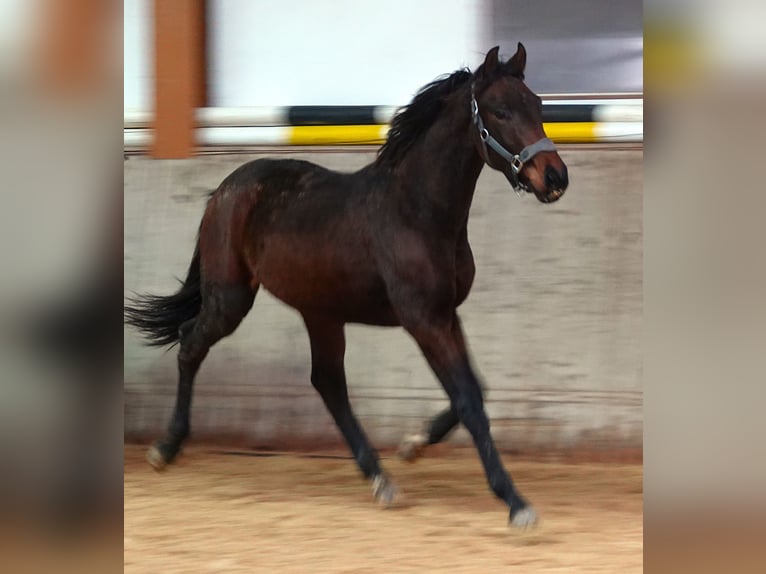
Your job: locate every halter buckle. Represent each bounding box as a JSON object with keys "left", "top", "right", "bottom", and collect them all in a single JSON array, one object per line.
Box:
[{"left": 510, "top": 156, "right": 524, "bottom": 174}]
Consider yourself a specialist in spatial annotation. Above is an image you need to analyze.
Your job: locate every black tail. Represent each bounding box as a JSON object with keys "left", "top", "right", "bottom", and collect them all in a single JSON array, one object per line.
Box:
[{"left": 124, "top": 245, "right": 202, "bottom": 348}]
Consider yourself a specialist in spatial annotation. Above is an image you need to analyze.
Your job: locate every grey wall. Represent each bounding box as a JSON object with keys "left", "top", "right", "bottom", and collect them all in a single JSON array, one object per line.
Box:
[
  {"left": 124, "top": 147, "right": 642, "bottom": 451},
  {"left": 492, "top": 0, "right": 643, "bottom": 94}
]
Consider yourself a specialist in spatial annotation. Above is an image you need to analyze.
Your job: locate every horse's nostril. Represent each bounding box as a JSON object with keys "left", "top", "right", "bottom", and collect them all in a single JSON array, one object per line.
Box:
[
  {"left": 544, "top": 165, "right": 569, "bottom": 190},
  {"left": 544, "top": 166, "right": 561, "bottom": 189}
]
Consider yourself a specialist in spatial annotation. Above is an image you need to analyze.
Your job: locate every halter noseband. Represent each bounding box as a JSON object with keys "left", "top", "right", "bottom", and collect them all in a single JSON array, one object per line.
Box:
[{"left": 470, "top": 85, "right": 557, "bottom": 195}]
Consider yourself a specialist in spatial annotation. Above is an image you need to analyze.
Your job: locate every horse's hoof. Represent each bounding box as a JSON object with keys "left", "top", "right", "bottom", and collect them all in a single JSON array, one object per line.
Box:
[
  {"left": 371, "top": 474, "right": 401, "bottom": 507},
  {"left": 146, "top": 444, "right": 169, "bottom": 471},
  {"left": 509, "top": 506, "right": 538, "bottom": 529},
  {"left": 397, "top": 433, "right": 427, "bottom": 463}
]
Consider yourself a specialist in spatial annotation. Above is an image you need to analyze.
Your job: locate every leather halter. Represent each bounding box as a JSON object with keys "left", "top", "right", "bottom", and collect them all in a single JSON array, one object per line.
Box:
[{"left": 470, "top": 85, "right": 557, "bottom": 194}]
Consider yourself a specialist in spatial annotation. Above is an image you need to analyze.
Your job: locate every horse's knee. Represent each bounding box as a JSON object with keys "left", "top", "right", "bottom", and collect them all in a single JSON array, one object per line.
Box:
[
  {"left": 453, "top": 390, "right": 488, "bottom": 433},
  {"left": 310, "top": 366, "right": 342, "bottom": 394},
  {"left": 454, "top": 385, "right": 484, "bottom": 414}
]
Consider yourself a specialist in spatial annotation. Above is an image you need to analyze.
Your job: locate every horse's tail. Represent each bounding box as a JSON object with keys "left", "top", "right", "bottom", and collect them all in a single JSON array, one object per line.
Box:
[{"left": 124, "top": 242, "right": 202, "bottom": 348}]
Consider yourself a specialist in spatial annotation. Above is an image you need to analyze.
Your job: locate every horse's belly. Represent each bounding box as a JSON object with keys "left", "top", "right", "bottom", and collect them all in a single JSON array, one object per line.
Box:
[{"left": 251, "top": 238, "right": 398, "bottom": 325}]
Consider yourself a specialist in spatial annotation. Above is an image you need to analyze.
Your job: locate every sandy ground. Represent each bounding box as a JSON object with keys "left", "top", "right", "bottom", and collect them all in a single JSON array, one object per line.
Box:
[{"left": 124, "top": 445, "right": 642, "bottom": 573}]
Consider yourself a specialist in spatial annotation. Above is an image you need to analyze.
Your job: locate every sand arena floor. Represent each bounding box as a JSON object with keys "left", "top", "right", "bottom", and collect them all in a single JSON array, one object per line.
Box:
[{"left": 124, "top": 445, "right": 642, "bottom": 573}]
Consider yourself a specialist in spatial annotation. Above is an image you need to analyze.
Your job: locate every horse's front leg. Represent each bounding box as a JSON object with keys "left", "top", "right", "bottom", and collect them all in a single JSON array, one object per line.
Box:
[
  {"left": 398, "top": 230, "right": 479, "bottom": 462},
  {"left": 403, "top": 312, "right": 536, "bottom": 527}
]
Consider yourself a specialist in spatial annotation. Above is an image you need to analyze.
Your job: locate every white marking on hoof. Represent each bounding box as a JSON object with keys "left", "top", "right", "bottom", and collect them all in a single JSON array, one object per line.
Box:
[
  {"left": 397, "top": 433, "right": 427, "bottom": 462},
  {"left": 510, "top": 506, "right": 538, "bottom": 529},
  {"left": 146, "top": 445, "right": 168, "bottom": 471},
  {"left": 371, "top": 474, "right": 401, "bottom": 507}
]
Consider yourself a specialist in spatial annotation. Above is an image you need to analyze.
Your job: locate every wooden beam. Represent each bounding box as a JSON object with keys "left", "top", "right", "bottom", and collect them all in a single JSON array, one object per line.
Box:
[{"left": 152, "top": 0, "right": 205, "bottom": 158}]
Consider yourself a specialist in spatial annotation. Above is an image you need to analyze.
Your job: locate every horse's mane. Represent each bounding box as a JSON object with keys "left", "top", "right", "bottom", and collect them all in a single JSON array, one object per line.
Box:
[{"left": 375, "top": 69, "right": 473, "bottom": 167}]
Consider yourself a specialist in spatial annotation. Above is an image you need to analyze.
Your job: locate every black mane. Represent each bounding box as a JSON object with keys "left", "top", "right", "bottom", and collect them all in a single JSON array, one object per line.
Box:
[{"left": 375, "top": 69, "right": 473, "bottom": 167}]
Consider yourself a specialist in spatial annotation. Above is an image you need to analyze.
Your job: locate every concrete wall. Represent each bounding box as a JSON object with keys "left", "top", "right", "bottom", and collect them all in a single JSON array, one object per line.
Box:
[{"left": 124, "top": 147, "right": 642, "bottom": 451}]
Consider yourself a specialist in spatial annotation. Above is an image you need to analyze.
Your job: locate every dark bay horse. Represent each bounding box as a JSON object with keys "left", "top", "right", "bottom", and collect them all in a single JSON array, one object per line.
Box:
[{"left": 125, "top": 44, "right": 569, "bottom": 528}]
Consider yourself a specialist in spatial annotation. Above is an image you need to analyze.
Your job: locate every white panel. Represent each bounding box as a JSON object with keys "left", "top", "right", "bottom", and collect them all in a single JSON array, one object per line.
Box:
[
  {"left": 123, "top": 128, "right": 151, "bottom": 147},
  {"left": 209, "top": 0, "right": 489, "bottom": 106},
  {"left": 593, "top": 104, "right": 643, "bottom": 123},
  {"left": 198, "top": 126, "right": 291, "bottom": 146},
  {"left": 197, "top": 106, "right": 288, "bottom": 126},
  {"left": 124, "top": 0, "right": 153, "bottom": 112},
  {"left": 594, "top": 121, "right": 643, "bottom": 142}
]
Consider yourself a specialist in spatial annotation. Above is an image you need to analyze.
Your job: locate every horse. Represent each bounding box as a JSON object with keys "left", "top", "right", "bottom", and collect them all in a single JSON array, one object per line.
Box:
[{"left": 125, "top": 44, "right": 569, "bottom": 528}]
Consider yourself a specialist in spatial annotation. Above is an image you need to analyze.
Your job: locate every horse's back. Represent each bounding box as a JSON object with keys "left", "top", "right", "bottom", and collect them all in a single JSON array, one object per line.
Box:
[{"left": 200, "top": 157, "right": 395, "bottom": 323}]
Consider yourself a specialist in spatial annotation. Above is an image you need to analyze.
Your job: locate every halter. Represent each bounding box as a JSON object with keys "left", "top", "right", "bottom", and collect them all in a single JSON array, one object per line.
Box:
[{"left": 470, "top": 85, "right": 558, "bottom": 195}]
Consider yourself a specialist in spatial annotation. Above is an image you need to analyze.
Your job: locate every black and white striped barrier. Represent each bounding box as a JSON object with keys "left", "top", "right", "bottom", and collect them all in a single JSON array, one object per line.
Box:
[{"left": 124, "top": 99, "right": 642, "bottom": 147}]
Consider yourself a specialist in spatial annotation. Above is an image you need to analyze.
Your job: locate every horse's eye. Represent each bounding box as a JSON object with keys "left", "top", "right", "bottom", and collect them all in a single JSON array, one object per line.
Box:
[{"left": 493, "top": 109, "right": 509, "bottom": 120}]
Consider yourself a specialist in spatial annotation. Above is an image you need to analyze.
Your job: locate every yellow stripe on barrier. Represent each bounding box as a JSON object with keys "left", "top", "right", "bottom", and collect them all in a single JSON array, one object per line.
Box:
[
  {"left": 542, "top": 122, "right": 598, "bottom": 143},
  {"left": 288, "top": 125, "right": 388, "bottom": 145},
  {"left": 287, "top": 123, "right": 603, "bottom": 145}
]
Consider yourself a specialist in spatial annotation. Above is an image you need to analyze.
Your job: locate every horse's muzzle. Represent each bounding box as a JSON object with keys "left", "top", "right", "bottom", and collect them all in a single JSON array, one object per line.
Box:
[{"left": 534, "top": 164, "right": 568, "bottom": 203}]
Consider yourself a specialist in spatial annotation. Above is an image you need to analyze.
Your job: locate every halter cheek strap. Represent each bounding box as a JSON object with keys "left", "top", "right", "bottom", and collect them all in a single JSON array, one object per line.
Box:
[{"left": 470, "top": 87, "right": 557, "bottom": 195}]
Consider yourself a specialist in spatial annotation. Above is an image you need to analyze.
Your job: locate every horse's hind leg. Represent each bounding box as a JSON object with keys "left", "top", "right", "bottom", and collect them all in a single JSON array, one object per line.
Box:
[
  {"left": 303, "top": 315, "right": 399, "bottom": 505},
  {"left": 147, "top": 283, "right": 256, "bottom": 469}
]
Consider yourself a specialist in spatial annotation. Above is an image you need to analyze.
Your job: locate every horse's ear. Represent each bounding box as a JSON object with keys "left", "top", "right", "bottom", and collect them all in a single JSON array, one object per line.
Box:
[
  {"left": 507, "top": 42, "right": 527, "bottom": 77},
  {"left": 478, "top": 46, "right": 501, "bottom": 79}
]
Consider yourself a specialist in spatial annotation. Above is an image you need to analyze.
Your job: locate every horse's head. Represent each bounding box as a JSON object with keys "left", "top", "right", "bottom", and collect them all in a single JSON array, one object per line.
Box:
[{"left": 472, "top": 44, "right": 569, "bottom": 203}]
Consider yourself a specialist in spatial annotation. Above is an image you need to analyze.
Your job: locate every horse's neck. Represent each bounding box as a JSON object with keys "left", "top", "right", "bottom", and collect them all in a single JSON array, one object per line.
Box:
[{"left": 395, "top": 92, "right": 484, "bottom": 233}]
